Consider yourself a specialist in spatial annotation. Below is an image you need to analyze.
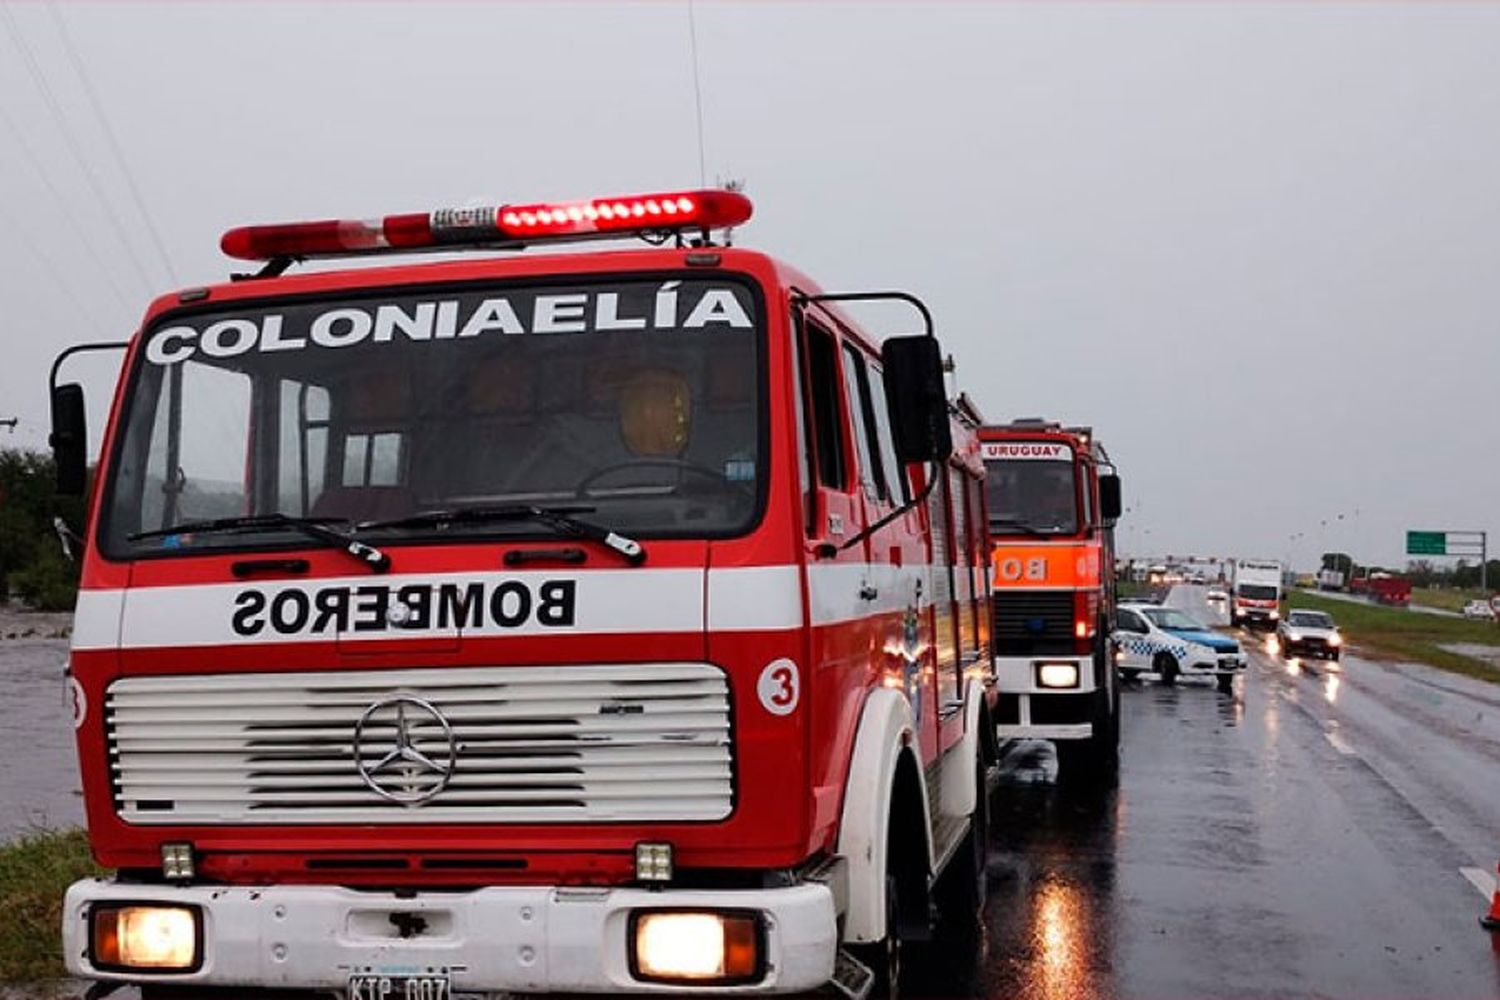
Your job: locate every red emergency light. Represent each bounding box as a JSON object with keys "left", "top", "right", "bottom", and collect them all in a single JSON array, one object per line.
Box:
[{"left": 220, "top": 189, "right": 753, "bottom": 262}]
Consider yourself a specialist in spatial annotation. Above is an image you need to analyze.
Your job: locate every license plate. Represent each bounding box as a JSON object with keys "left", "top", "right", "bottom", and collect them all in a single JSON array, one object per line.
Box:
[{"left": 347, "top": 974, "right": 450, "bottom": 1000}]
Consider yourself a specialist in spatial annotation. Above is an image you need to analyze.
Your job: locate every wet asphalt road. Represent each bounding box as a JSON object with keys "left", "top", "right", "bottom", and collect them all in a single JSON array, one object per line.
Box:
[
  {"left": 978, "top": 584, "right": 1500, "bottom": 1000},
  {"left": 4, "top": 593, "right": 1500, "bottom": 997},
  {"left": 0, "top": 620, "right": 82, "bottom": 839}
]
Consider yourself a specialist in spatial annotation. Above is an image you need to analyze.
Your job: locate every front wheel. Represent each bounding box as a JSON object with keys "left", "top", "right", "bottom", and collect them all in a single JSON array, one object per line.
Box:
[
  {"left": 920, "top": 761, "right": 989, "bottom": 992},
  {"left": 1216, "top": 674, "right": 1234, "bottom": 694},
  {"left": 1154, "top": 652, "right": 1179, "bottom": 686},
  {"left": 1055, "top": 684, "right": 1120, "bottom": 783}
]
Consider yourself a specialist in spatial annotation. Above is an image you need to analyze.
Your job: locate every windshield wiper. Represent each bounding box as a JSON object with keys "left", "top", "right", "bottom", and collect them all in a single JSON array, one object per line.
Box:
[
  {"left": 129, "top": 514, "right": 391, "bottom": 573},
  {"left": 989, "top": 518, "right": 1053, "bottom": 537},
  {"left": 358, "top": 504, "right": 646, "bottom": 566}
]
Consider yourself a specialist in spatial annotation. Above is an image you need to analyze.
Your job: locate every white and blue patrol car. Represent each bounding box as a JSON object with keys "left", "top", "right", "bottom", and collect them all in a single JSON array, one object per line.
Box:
[{"left": 1115, "top": 601, "right": 1245, "bottom": 692}]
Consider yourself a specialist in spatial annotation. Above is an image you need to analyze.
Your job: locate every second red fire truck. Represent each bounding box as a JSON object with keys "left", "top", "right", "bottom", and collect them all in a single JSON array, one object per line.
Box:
[
  {"left": 51, "top": 188, "right": 997, "bottom": 998},
  {"left": 979, "top": 420, "right": 1123, "bottom": 781}
]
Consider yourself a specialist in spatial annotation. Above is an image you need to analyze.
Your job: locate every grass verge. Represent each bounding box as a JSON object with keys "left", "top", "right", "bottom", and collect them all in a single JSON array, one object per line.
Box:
[
  {"left": 1286, "top": 590, "right": 1500, "bottom": 684},
  {"left": 1407, "top": 586, "right": 1491, "bottom": 614},
  {"left": 0, "top": 829, "right": 101, "bottom": 984}
]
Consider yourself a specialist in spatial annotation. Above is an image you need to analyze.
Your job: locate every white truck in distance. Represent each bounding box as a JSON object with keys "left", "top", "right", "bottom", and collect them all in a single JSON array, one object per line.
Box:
[{"left": 1232, "top": 560, "right": 1283, "bottom": 628}]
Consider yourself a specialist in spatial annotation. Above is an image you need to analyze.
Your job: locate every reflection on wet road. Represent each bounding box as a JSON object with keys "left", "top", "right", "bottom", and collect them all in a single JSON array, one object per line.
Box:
[{"left": 979, "top": 585, "right": 1500, "bottom": 1000}]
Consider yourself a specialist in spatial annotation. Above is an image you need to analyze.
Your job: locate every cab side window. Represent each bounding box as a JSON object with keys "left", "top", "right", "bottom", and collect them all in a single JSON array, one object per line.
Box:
[
  {"left": 801, "top": 318, "right": 847, "bottom": 493},
  {"left": 841, "top": 344, "right": 887, "bottom": 503},
  {"left": 866, "top": 365, "right": 908, "bottom": 503},
  {"left": 1119, "top": 609, "right": 1147, "bottom": 633}
]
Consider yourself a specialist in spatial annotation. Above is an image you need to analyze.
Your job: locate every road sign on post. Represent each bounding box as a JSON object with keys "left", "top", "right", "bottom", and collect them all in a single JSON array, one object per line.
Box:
[
  {"left": 1406, "top": 529, "right": 1489, "bottom": 590},
  {"left": 1406, "top": 531, "right": 1447, "bottom": 556}
]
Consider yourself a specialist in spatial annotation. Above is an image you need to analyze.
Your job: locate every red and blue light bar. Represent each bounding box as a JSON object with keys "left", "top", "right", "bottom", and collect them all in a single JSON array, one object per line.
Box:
[{"left": 220, "top": 188, "right": 753, "bottom": 262}]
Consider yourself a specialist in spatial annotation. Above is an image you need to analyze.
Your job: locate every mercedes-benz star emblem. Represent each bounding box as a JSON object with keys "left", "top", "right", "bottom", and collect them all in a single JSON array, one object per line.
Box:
[{"left": 353, "top": 696, "right": 457, "bottom": 805}]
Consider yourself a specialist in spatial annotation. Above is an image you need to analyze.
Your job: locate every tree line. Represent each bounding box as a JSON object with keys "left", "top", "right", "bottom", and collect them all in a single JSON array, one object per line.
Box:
[
  {"left": 1321, "top": 551, "right": 1500, "bottom": 591},
  {"left": 0, "top": 448, "right": 83, "bottom": 611}
]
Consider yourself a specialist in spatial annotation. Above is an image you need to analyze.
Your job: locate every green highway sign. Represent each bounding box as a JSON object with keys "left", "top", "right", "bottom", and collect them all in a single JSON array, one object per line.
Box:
[{"left": 1406, "top": 531, "right": 1447, "bottom": 555}]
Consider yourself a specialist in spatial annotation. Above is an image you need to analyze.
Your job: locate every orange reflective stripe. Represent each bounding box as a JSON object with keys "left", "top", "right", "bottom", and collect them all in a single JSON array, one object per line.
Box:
[{"left": 989, "top": 543, "right": 1101, "bottom": 589}]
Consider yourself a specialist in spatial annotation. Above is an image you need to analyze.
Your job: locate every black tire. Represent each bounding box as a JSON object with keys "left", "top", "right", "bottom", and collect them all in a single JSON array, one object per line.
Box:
[
  {"left": 1154, "top": 652, "right": 1178, "bottom": 686},
  {"left": 867, "top": 873, "right": 904, "bottom": 999},
  {"left": 920, "top": 761, "right": 989, "bottom": 993},
  {"left": 1216, "top": 674, "right": 1234, "bottom": 694},
  {"left": 1056, "top": 682, "right": 1120, "bottom": 783}
]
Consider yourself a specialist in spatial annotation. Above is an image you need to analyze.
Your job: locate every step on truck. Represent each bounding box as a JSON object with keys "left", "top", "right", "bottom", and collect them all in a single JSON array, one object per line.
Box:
[
  {"left": 49, "top": 188, "right": 1000, "bottom": 999},
  {"left": 977, "top": 420, "right": 1123, "bottom": 781}
]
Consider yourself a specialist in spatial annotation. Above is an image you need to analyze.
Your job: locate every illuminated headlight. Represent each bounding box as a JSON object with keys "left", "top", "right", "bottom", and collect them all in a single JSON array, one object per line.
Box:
[
  {"left": 1036, "top": 662, "right": 1080, "bottom": 689},
  {"left": 1287, "top": 632, "right": 1303, "bottom": 642},
  {"left": 91, "top": 905, "right": 200, "bottom": 972},
  {"left": 1328, "top": 633, "right": 1342, "bottom": 646},
  {"left": 632, "top": 911, "right": 761, "bottom": 984},
  {"left": 160, "top": 843, "right": 194, "bottom": 881},
  {"left": 1269, "top": 610, "right": 1280, "bottom": 620},
  {"left": 634, "top": 842, "right": 674, "bottom": 882}
]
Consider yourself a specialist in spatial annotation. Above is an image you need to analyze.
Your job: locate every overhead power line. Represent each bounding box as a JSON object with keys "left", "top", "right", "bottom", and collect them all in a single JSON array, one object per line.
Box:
[
  {"left": 0, "top": 196, "right": 113, "bottom": 331},
  {"left": 0, "top": 92, "right": 137, "bottom": 312},
  {"left": 0, "top": 1, "right": 158, "bottom": 295},
  {"left": 46, "top": 1, "right": 177, "bottom": 284}
]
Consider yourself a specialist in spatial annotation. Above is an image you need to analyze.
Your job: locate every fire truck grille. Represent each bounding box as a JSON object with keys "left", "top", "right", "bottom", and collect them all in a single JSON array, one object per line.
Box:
[
  {"left": 992, "top": 591, "right": 1076, "bottom": 655},
  {"left": 105, "top": 664, "right": 734, "bottom": 825}
]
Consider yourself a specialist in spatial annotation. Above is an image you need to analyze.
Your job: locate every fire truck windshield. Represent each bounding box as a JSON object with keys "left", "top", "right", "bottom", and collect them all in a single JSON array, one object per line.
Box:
[
  {"left": 983, "top": 456, "right": 1079, "bottom": 535},
  {"left": 101, "top": 277, "right": 762, "bottom": 556}
]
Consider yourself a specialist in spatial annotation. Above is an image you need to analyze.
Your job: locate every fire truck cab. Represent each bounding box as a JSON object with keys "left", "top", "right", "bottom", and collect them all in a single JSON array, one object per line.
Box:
[
  {"left": 50, "top": 189, "right": 997, "bottom": 998},
  {"left": 979, "top": 419, "right": 1122, "bottom": 781}
]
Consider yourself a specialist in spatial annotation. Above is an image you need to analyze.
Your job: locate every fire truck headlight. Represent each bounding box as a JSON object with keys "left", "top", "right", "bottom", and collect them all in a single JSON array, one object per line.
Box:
[
  {"left": 1037, "top": 662, "right": 1080, "bottom": 689},
  {"left": 92, "top": 905, "right": 200, "bottom": 971},
  {"left": 1270, "top": 610, "right": 1279, "bottom": 620},
  {"left": 632, "top": 911, "right": 761, "bottom": 983}
]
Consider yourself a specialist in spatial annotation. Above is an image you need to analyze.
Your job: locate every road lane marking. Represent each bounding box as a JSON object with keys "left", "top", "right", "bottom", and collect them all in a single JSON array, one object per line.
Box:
[
  {"left": 1324, "top": 731, "right": 1357, "bottom": 756},
  {"left": 1460, "top": 866, "right": 1496, "bottom": 901}
]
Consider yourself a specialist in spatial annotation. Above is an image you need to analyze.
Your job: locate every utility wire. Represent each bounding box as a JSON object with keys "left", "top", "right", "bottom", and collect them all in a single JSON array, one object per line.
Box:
[
  {"left": 46, "top": 1, "right": 177, "bottom": 283},
  {"left": 0, "top": 196, "right": 113, "bottom": 332},
  {"left": 0, "top": 1, "right": 157, "bottom": 295},
  {"left": 0, "top": 92, "right": 136, "bottom": 312},
  {"left": 686, "top": 0, "right": 707, "bottom": 187}
]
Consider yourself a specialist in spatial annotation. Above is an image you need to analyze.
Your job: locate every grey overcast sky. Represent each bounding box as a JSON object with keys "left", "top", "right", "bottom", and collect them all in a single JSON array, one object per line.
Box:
[{"left": 1, "top": 1, "right": 1495, "bottom": 570}]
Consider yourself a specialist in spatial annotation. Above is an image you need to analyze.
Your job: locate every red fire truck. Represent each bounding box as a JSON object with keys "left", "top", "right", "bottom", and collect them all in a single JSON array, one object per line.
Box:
[
  {"left": 978, "top": 420, "right": 1122, "bottom": 780},
  {"left": 49, "top": 189, "right": 998, "bottom": 998}
]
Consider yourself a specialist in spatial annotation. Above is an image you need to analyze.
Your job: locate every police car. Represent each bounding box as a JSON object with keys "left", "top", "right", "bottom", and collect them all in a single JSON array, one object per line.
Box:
[{"left": 1116, "top": 601, "right": 1245, "bottom": 692}]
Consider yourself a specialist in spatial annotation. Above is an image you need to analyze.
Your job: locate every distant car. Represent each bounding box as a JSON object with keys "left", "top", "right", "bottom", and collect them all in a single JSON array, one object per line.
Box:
[
  {"left": 1116, "top": 602, "right": 1245, "bottom": 693},
  {"left": 1462, "top": 599, "right": 1496, "bottom": 620},
  {"left": 1276, "top": 609, "right": 1342, "bottom": 660},
  {"left": 1187, "top": 571, "right": 1207, "bottom": 585},
  {"left": 1206, "top": 587, "right": 1229, "bottom": 604}
]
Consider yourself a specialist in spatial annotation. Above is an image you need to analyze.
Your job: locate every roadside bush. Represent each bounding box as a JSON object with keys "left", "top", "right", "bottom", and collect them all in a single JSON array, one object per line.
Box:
[
  {"left": 0, "top": 829, "right": 102, "bottom": 983},
  {"left": 0, "top": 448, "right": 83, "bottom": 609},
  {"left": 12, "top": 545, "right": 79, "bottom": 612}
]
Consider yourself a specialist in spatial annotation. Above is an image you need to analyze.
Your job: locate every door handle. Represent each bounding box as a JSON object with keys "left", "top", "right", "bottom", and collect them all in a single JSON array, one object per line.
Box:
[{"left": 859, "top": 583, "right": 878, "bottom": 601}]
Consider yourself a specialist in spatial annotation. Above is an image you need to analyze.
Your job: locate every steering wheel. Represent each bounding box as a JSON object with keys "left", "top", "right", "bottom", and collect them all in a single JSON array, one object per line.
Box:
[{"left": 574, "top": 459, "right": 752, "bottom": 498}]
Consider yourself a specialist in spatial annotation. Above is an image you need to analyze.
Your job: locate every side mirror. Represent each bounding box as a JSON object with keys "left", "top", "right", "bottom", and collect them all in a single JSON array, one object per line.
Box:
[
  {"left": 881, "top": 336, "right": 952, "bottom": 463},
  {"left": 1099, "top": 473, "right": 1122, "bottom": 522},
  {"left": 50, "top": 383, "right": 87, "bottom": 496}
]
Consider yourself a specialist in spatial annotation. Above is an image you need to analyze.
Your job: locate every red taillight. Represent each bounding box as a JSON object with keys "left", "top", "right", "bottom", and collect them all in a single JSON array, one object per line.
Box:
[
  {"left": 220, "top": 189, "right": 752, "bottom": 261},
  {"left": 1074, "top": 590, "right": 1099, "bottom": 641}
]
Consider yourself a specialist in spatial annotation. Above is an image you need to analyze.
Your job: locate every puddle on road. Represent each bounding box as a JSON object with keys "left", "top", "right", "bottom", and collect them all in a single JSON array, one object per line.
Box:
[{"left": 0, "top": 608, "right": 83, "bottom": 841}]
